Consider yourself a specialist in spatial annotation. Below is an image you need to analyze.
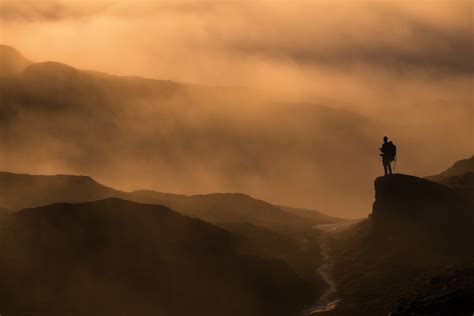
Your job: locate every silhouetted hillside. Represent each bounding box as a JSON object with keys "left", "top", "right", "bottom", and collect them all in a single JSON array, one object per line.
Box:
[
  {"left": 0, "top": 198, "right": 313, "bottom": 316},
  {"left": 0, "top": 172, "right": 123, "bottom": 210},
  {"left": 0, "top": 171, "right": 344, "bottom": 231},
  {"left": 427, "top": 156, "right": 474, "bottom": 183},
  {"left": 0, "top": 172, "right": 327, "bottom": 287},
  {"left": 129, "top": 190, "right": 314, "bottom": 232},
  {"left": 280, "top": 206, "right": 347, "bottom": 225},
  {"left": 0, "top": 45, "right": 32, "bottom": 76},
  {"left": 0, "top": 45, "right": 383, "bottom": 216},
  {"left": 221, "top": 222, "right": 323, "bottom": 284},
  {"left": 426, "top": 156, "right": 474, "bottom": 204},
  {"left": 326, "top": 174, "right": 474, "bottom": 315}
]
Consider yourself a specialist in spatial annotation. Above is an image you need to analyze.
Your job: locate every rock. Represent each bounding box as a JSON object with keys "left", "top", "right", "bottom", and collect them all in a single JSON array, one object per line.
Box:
[{"left": 371, "top": 174, "right": 473, "bottom": 245}]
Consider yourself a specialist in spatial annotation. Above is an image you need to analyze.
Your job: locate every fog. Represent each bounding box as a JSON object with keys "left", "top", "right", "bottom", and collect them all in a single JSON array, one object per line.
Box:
[{"left": 0, "top": 0, "right": 472, "bottom": 218}]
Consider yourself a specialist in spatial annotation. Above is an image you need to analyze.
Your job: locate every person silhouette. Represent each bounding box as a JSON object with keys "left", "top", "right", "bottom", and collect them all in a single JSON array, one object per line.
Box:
[{"left": 380, "top": 136, "right": 396, "bottom": 175}]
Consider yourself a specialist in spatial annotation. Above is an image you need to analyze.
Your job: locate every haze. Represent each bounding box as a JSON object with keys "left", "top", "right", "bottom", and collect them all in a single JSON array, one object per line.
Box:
[{"left": 1, "top": 0, "right": 472, "bottom": 218}]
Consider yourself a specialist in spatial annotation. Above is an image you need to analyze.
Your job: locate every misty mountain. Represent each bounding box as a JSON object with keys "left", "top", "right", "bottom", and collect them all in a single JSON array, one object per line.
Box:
[
  {"left": 0, "top": 170, "right": 331, "bottom": 297},
  {"left": 0, "top": 45, "right": 384, "bottom": 217},
  {"left": 127, "top": 190, "right": 314, "bottom": 232},
  {"left": 0, "top": 45, "right": 31, "bottom": 76},
  {"left": 0, "top": 172, "right": 122, "bottom": 210},
  {"left": 327, "top": 173, "right": 474, "bottom": 315},
  {"left": 0, "top": 198, "right": 314, "bottom": 316},
  {"left": 0, "top": 171, "right": 344, "bottom": 231},
  {"left": 426, "top": 156, "right": 474, "bottom": 204},
  {"left": 426, "top": 156, "right": 474, "bottom": 183},
  {"left": 279, "top": 205, "right": 348, "bottom": 225}
]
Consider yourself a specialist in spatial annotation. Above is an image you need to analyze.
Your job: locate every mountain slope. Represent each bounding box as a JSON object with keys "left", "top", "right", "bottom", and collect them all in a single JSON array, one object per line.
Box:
[
  {"left": 0, "top": 45, "right": 383, "bottom": 216},
  {"left": 0, "top": 198, "right": 313, "bottom": 316},
  {"left": 0, "top": 171, "right": 345, "bottom": 231},
  {"left": 280, "top": 206, "right": 348, "bottom": 225},
  {"left": 128, "top": 190, "right": 314, "bottom": 232},
  {"left": 0, "top": 172, "right": 123, "bottom": 210},
  {"left": 0, "top": 171, "right": 328, "bottom": 292},
  {"left": 0, "top": 45, "right": 32, "bottom": 76},
  {"left": 426, "top": 156, "right": 474, "bottom": 183},
  {"left": 426, "top": 156, "right": 474, "bottom": 204}
]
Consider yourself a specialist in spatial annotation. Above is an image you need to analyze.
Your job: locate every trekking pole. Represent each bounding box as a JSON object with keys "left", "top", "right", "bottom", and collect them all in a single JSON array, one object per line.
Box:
[{"left": 393, "top": 157, "right": 397, "bottom": 171}]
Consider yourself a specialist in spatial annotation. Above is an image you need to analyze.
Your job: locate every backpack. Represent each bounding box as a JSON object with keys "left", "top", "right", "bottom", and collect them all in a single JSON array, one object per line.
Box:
[{"left": 386, "top": 142, "right": 397, "bottom": 161}]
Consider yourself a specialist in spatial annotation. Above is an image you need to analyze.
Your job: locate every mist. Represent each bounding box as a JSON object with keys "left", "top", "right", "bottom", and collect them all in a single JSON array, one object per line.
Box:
[{"left": 1, "top": 0, "right": 472, "bottom": 218}]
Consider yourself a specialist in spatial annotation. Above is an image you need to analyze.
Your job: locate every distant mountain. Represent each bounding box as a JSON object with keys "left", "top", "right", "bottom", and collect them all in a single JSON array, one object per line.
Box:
[
  {"left": 0, "top": 171, "right": 330, "bottom": 295},
  {"left": 426, "top": 156, "right": 474, "bottom": 183},
  {"left": 0, "top": 45, "right": 32, "bottom": 76},
  {"left": 326, "top": 174, "right": 474, "bottom": 315},
  {"left": 0, "top": 171, "right": 344, "bottom": 231},
  {"left": 0, "top": 172, "right": 123, "bottom": 210},
  {"left": 426, "top": 156, "right": 474, "bottom": 204},
  {"left": 280, "top": 206, "right": 348, "bottom": 225},
  {"left": 0, "top": 45, "right": 383, "bottom": 216},
  {"left": 128, "top": 190, "right": 316, "bottom": 232},
  {"left": 0, "top": 198, "right": 313, "bottom": 316}
]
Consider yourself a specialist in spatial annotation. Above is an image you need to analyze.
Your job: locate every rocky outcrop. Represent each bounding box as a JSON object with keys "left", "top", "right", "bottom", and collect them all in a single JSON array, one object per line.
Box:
[{"left": 372, "top": 174, "right": 473, "bottom": 246}]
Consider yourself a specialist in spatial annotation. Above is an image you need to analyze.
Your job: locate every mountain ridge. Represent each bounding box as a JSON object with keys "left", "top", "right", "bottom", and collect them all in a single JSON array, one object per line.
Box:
[
  {"left": 0, "top": 171, "right": 346, "bottom": 231},
  {"left": 0, "top": 44, "right": 384, "bottom": 217},
  {"left": 0, "top": 44, "right": 32, "bottom": 76},
  {"left": 426, "top": 155, "right": 474, "bottom": 183}
]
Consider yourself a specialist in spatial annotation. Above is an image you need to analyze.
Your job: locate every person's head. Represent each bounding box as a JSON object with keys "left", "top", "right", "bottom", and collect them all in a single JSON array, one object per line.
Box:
[{"left": 383, "top": 136, "right": 388, "bottom": 143}]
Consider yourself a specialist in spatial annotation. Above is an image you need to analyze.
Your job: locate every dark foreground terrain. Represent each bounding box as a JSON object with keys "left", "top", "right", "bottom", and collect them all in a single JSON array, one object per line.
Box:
[
  {"left": 323, "top": 158, "right": 474, "bottom": 315},
  {"left": 0, "top": 171, "right": 338, "bottom": 315},
  {"left": 0, "top": 198, "right": 315, "bottom": 316},
  {"left": 0, "top": 156, "right": 472, "bottom": 315}
]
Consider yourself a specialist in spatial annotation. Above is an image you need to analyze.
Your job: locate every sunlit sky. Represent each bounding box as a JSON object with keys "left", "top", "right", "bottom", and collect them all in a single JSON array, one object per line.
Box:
[
  {"left": 1, "top": 1, "right": 472, "bottom": 217},
  {"left": 2, "top": 0, "right": 472, "bottom": 105}
]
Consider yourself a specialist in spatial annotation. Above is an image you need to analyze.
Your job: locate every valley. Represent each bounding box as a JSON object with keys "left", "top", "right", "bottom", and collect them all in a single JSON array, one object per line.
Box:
[{"left": 0, "top": 41, "right": 472, "bottom": 315}]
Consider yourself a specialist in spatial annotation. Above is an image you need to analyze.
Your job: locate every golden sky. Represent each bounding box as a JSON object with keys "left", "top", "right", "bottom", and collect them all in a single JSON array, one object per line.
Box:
[
  {"left": 2, "top": 0, "right": 472, "bottom": 95},
  {"left": 1, "top": 1, "right": 472, "bottom": 217}
]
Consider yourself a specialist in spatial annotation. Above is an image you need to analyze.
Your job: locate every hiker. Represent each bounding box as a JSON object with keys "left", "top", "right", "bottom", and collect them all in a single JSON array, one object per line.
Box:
[{"left": 380, "top": 136, "right": 396, "bottom": 175}]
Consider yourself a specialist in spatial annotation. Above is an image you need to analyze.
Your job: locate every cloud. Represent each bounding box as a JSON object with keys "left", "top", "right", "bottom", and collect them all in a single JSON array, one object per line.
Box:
[
  {"left": 0, "top": 0, "right": 111, "bottom": 22},
  {"left": 1, "top": 0, "right": 472, "bottom": 217},
  {"left": 198, "top": 1, "right": 474, "bottom": 76},
  {"left": 2, "top": 1, "right": 472, "bottom": 76}
]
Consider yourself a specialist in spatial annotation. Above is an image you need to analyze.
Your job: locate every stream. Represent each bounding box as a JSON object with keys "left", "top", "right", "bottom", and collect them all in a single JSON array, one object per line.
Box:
[{"left": 303, "top": 221, "right": 361, "bottom": 315}]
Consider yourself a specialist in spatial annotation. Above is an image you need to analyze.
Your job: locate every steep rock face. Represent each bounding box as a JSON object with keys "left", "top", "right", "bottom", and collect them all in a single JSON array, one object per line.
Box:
[
  {"left": 372, "top": 174, "right": 473, "bottom": 246},
  {"left": 330, "top": 174, "right": 474, "bottom": 315}
]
